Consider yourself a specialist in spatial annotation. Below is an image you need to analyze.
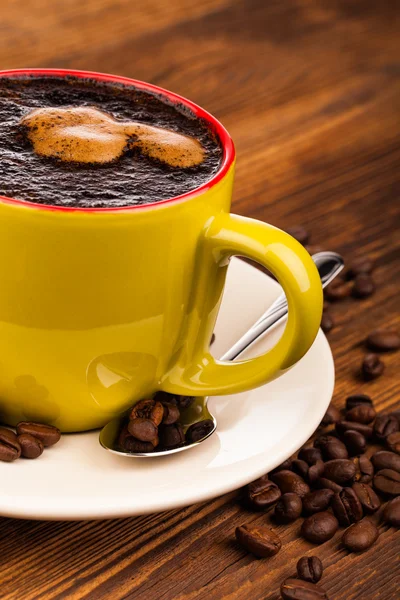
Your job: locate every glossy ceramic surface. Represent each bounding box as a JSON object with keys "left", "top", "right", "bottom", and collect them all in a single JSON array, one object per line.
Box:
[{"left": 0, "top": 259, "right": 334, "bottom": 520}]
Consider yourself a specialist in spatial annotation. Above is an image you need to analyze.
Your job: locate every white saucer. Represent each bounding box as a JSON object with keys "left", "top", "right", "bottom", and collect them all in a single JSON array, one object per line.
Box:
[{"left": 0, "top": 258, "right": 334, "bottom": 520}]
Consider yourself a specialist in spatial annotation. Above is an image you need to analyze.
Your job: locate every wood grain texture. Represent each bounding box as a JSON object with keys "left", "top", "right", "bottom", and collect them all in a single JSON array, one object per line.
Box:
[{"left": 0, "top": 0, "right": 399, "bottom": 598}]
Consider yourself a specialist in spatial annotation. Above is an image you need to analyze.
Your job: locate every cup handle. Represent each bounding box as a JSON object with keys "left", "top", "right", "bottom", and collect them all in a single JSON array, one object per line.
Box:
[{"left": 161, "top": 213, "right": 323, "bottom": 396}]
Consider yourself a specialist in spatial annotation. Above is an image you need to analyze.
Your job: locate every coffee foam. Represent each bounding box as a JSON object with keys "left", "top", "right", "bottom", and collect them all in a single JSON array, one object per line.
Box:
[{"left": 20, "top": 106, "right": 205, "bottom": 167}]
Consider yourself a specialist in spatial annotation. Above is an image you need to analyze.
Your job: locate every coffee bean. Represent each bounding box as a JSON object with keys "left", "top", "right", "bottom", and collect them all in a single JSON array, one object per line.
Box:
[
  {"left": 366, "top": 329, "right": 400, "bottom": 352},
  {"left": 16, "top": 422, "right": 61, "bottom": 447},
  {"left": 382, "top": 497, "right": 400, "bottom": 527},
  {"left": 292, "top": 459, "right": 324, "bottom": 484},
  {"left": 270, "top": 458, "right": 293, "bottom": 474},
  {"left": 128, "top": 418, "right": 158, "bottom": 443},
  {"left": 298, "top": 447, "right": 323, "bottom": 465},
  {"left": 297, "top": 556, "right": 323, "bottom": 584},
  {"left": 373, "top": 469, "right": 400, "bottom": 496},
  {"left": 0, "top": 428, "right": 21, "bottom": 462},
  {"left": 161, "top": 402, "right": 180, "bottom": 425},
  {"left": 371, "top": 451, "right": 400, "bottom": 473},
  {"left": 316, "top": 478, "right": 343, "bottom": 493},
  {"left": 153, "top": 392, "right": 194, "bottom": 410},
  {"left": 325, "top": 278, "right": 351, "bottom": 301},
  {"left": 270, "top": 470, "right": 310, "bottom": 498},
  {"left": 129, "top": 398, "right": 164, "bottom": 426},
  {"left": 301, "top": 511, "right": 339, "bottom": 544},
  {"left": 18, "top": 433, "right": 44, "bottom": 459},
  {"left": 281, "top": 578, "right": 328, "bottom": 600},
  {"left": 352, "top": 482, "right": 380, "bottom": 514},
  {"left": 308, "top": 461, "right": 325, "bottom": 484},
  {"left": 315, "top": 435, "right": 348, "bottom": 460},
  {"left": 386, "top": 431, "right": 400, "bottom": 454},
  {"left": 320, "top": 403, "right": 341, "bottom": 427},
  {"left": 174, "top": 395, "right": 195, "bottom": 410},
  {"left": 342, "top": 519, "right": 379, "bottom": 552},
  {"left": 286, "top": 225, "right": 310, "bottom": 245},
  {"left": 323, "top": 459, "right": 356, "bottom": 484},
  {"left": 321, "top": 312, "right": 335, "bottom": 334},
  {"left": 292, "top": 459, "right": 309, "bottom": 479},
  {"left": 374, "top": 414, "right": 399, "bottom": 441},
  {"left": 352, "top": 274, "right": 375, "bottom": 298},
  {"left": 302, "top": 489, "right": 334, "bottom": 515},
  {"left": 331, "top": 488, "right": 363, "bottom": 526},
  {"left": 336, "top": 420, "right": 373, "bottom": 438},
  {"left": 235, "top": 524, "right": 281, "bottom": 558},
  {"left": 185, "top": 419, "right": 214, "bottom": 443},
  {"left": 343, "top": 430, "right": 366, "bottom": 456},
  {"left": 274, "top": 493, "right": 302, "bottom": 523},
  {"left": 346, "top": 404, "right": 376, "bottom": 424},
  {"left": 352, "top": 455, "right": 374, "bottom": 483},
  {"left": 117, "top": 425, "right": 155, "bottom": 453},
  {"left": 362, "top": 353, "right": 385, "bottom": 380},
  {"left": 346, "top": 394, "right": 373, "bottom": 411},
  {"left": 346, "top": 256, "right": 375, "bottom": 279},
  {"left": 245, "top": 475, "right": 281, "bottom": 510},
  {"left": 159, "top": 423, "right": 185, "bottom": 449}
]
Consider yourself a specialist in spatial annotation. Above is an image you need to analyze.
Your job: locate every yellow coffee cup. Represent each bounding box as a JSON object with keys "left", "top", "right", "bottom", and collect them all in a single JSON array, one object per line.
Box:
[{"left": 0, "top": 69, "right": 323, "bottom": 432}]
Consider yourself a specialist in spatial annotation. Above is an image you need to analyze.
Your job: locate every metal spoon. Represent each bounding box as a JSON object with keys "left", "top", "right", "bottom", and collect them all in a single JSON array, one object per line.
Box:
[{"left": 100, "top": 251, "right": 344, "bottom": 457}]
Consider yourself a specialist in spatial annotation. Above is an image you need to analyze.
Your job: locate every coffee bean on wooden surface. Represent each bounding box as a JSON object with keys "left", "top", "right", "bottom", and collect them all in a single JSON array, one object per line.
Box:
[
  {"left": 274, "top": 493, "right": 302, "bottom": 523},
  {"left": 382, "top": 497, "right": 400, "bottom": 527},
  {"left": 366, "top": 329, "right": 400, "bottom": 352},
  {"left": 336, "top": 420, "right": 373, "bottom": 438},
  {"left": 361, "top": 353, "right": 385, "bottom": 380},
  {"left": 374, "top": 414, "right": 399, "bottom": 441},
  {"left": 320, "top": 403, "right": 341, "bottom": 427},
  {"left": 386, "top": 431, "right": 400, "bottom": 454},
  {"left": 343, "top": 430, "right": 367, "bottom": 456},
  {"left": 331, "top": 488, "right": 363, "bottom": 526},
  {"left": 128, "top": 418, "right": 158, "bottom": 443},
  {"left": 352, "top": 455, "right": 374, "bottom": 483},
  {"left": 323, "top": 459, "right": 356, "bottom": 485},
  {"left": 297, "top": 556, "right": 323, "bottom": 583},
  {"left": 298, "top": 447, "right": 323, "bottom": 465},
  {"left": 235, "top": 524, "right": 281, "bottom": 558},
  {"left": 352, "top": 482, "right": 380, "bottom": 513},
  {"left": 245, "top": 475, "right": 281, "bottom": 510},
  {"left": 346, "top": 256, "right": 375, "bottom": 279},
  {"left": 293, "top": 459, "right": 324, "bottom": 484},
  {"left": 371, "top": 451, "right": 400, "bottom": 473},
  {"left": 352, "top": 274, "right": 375, "bottom": 298},
  {"left": 281, "top": 578, "right": 328, "bottom": 600},
  {"left": 286, "top": 225, "right": 310, "bottom": 245},
  {"left": 317, "top": 478, "right": 343, "bottom": 493},
  {"left": 346, "top": 394, "right": 373, "bottom": 411},
  {"left": 0, "top": 428, "right": 21, "bottom": 462},
  {"left": 16, "top": 422, "right": 61, "bottom": 447},
  {"left": 18, "top": 433, "right": 44, "bottom": 459},
  {"left": 345, "top": 404, "right": 376, "bottom": 424},
  {"left": 161, "top": 402, "right": 180, "bottom": 425},
  {"left": 158, "top": 423, "right": 185, "bottom": 449},
  {"left": 128, "top": 398, "right": 164, "bottom": 426},
  {"left": 321, "top": 312, "right": 335, "bottom": 334},
  {"left": 325, "top": 278, "right": 351, "bottom": 301},
  {"left": 302, "top": 489, "right": 334, "bottom": 515},
  {"left": 270, "top": 470, "right": 310, "bottom": 497},
  {"left": 301, "top": 511, "right": 339, "bottom": 544},
  {"left": 315, "top": 435, "right": 348, "bottom": 460},
  {"left": 292, "top": 459, "right": 309, "bottom": 479},
  {"left": 373, "top": 469, "right": 400, "bottom": 496},
  {"left": 185, "top": 419, "right": 214, "bottom": 443},
  {"left": 342, "top": 519, "right": 379, "bottom": 553}
]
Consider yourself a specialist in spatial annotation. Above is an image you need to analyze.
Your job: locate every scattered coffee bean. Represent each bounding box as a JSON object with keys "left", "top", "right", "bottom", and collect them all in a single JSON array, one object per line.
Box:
[
  {"left": 371, "top": 451, "right": 400, "bottom": 473},
  {"left": 325, "top": 278, "right": 351, "bottom": 301},
  {"left": 128, "top": 418, "right": 158, "bottom": 443},
  {"left": 362, "top": 353, "right": 385, "bottom": 380},
  {"left": 366, "top": 329, "right": 400, "bottom": 352},
  {"left": 346, "top": 256, "right": 375, "bottom": 279},
  {"left": 298, "top": 447, "right": 323, "bottom": 465},
  {"left": 270, "top": 470, "right": 310, "bottom": 498},
  {"left": 352, "top": 482, "right": 380, "bottom": 514},
  {"left": 297, "top": 556, "right": 323, "bottom": 584},
  {"left": 245, "top": 475, "right": 281, "bottom": 510},
  {"left": 315, "top": 435, "right": 348, "bottom": 460},
  {"left": 128, "top": 398, "right": 164, "bottom": 426},
  {"left": 382, "top": 497, "right": 400, "bottom": 527},
  {"left": 185, "top": 419, "right": 214, "bottom": 443},
  {"left": 345, "top": 404, "right": 376, "bottom": 424},
  {"left": 346, "top": 394, "right": 373, "bottom": 411},
  {"left": 235, "top": 524, "right": 281, "bottom": 558},
  {"left": 373, "top": 469, "right": 400, "bottom": 496},
  {"left": 281, "top": 578, "right": 328, "bottom": 600},
  {"left": 386, "top": 431, "right": 400, "bottom": 454},
  {"left": 159, "top": 423, "right": 185, "bottom": 449},
  {"left": 302, "top": 489, "right": 334, "bottom": 515},
  {"left": 0, "top": 428, "right": 21, "bottom": 462},
  {"left": 343, "top": 430, "right": 366, "bottom": 456},
  {"left": 316, "top": 478, "right": 343, "bottom": 493},
  {"left": 352, "top": 274, "right": 375, "bottom": 298},
  {"left": 292, "top": 459, "right": 309, "bottom": 479},
  {"left": 321, "top": 312, "right": 335, "bottom": 334},
  {"left": 352, "top": 455, "right": 374, "bottom": 483},
  {"left": 286, "top": 225, "right": 310, "bottom": 246},
  {"left": 18, "top": 433, "right": 44, "bottom": 459},
  {"left": 16, "top": 422, "right": 61, "bottom": 447},
  {"left": 331, "top": 488, "right": 363, "bottom": 526},
  {"left": 301, "top": 511, "right": 339, "bottom": 544},
  {"left": 342, "top": 519, "right": 379, "bottom": 553},
  {"left": 336, "top": 420, "right": 373, "bottom": 438},
  {"left": 308, "top": 461, "right": 325, "bottom": 484},
  {"left": 274, "top": 493, "right": 302, "bottom": 523},
  {"left": 322, "top": 459, "right": 356, "bottom": 485},
  {"left": 270, "top": 458, "right": 293, "bottom": 474},
  {"left": 374, "top": 414, "right": 399, "bottom": 441},
  {"left": 320, "top": 403, "right": 341, "bottom": 427},
  {"left": 161, "top": 402, "right": 180, "bottom": 425}
]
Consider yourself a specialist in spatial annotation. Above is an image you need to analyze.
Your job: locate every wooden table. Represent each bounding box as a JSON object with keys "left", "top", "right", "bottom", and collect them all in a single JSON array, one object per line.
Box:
[{"left": 1, "top": 1, "right": 399, "bottom": 598}]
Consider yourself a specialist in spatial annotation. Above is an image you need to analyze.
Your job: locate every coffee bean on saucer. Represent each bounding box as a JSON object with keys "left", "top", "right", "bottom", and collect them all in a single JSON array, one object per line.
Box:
[
  {"left": 128, "top": 398, "right": 164, "bottom": 426},
  {"left": 321, "top": 312, "right": 335, "bottom": 334},
  {"left": 352, "top": 482, "right": 380, "bottom": 514},
  {"left": 352, "top": 274, "right": 375, "bottom": 298},
  {"left": 297, "top": 556, "right": 323, "bottom": 583},
  {"left": 18, "top": 433, "right": 44, "bottom": 459},
  {"left": 0, "top": 427, "right": 21, "bottom": 462},
  {"left": 346, "top": 256, "right": 375, "bottom": 279},
  {"left": 366, "top": 329, "right": 400, "bottom": 352},
  {"left": 323, "top": 459, "right": 356, "bottom": 485},
  {"left": 346, "top": 404, "right": 376, "bottom": 424},
  {"left": 362, "top": 354, "right": 385, "bottom": 380},
  {"left": 314, "top": 435, "right": 348, "bottom": 460},
  {"left": 352, "top": 455, "right": 374, "bottom": 483},
  {"left": 159, "top": 423, "right": 185, "bottom": 449},
  {"left": 161, "top": 402, "right": 180, "bottom": 425},
  {"left": 270, "top": 470, "right": 310, "bottom": 497},
  {"left": 386, "top": 432, "right": 400, "bottom": 454},
  {"left": 128, "top": 418, "right": 158, "bottom": 443},
  {"left": 281, "top": 578, "right": 328, "bottom": 600},
  {"left": 382, "top": 497, "right": 400, "bottom": 527},
  {"left": 302, "top": 489, "right": 334, "bottom": 515},
  {"left": 342, "top": 519, "right": 379, "bottom": 552},
  {"left": 245, "top": 475, "right": 281, "bottom": 510},
  {"left": 374, "top": 414, "right": 399, "bottom": 441},
  {"left": 298, "top": 447, "right": 323, "bottom": 465},
  {"left": 185, "top": 419, "right": 214, "bottom": 443},
  {"left": 346, "top": 393, "right": 373, "bottom": 411},
  {"left": 320, "top": 403, "right": 341, "bottom": 427},
  {"left": 325, "top": 278, "right": 351, "bottom": 301},
  {"left": 286, "top": 225, "right": 310, "bottom": 245},
  {"left": 343, "top": 430, "right": 367, "bottom": 456},
  {"left": 274, "top": 493, "right": 302, "bottom": 523},
  {"left": 336, "top": 420, "right": 373, "bottom": 438},
  {"left": 331, "top": 488, "right": 363, "bottom": 526},
  {"left": 373, "top": 469, "right": 400, "bottom": 496},
  {"left": 16, "top": 422, "right": 61, "bottom": 447},
  {"left": 371, "top": 451, "right": 400, "bottom": 473},
  {"left": 301, "top": 511, "right": 339, "bottom": 544},
  {"left": 235, "top": 524, "right": 281, "bottom": 558},
  {"left": 316, "top": 478, "right": 343, "bottom": 494}
]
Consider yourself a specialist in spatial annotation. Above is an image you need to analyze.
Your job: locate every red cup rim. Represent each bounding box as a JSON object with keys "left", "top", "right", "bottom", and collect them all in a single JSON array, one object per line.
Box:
[{"left": 0, "top": 68, "right": 235, "bottom": 213}]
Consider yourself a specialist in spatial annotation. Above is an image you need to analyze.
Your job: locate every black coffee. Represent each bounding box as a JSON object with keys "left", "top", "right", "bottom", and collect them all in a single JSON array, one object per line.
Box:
[{"left": 0, "top": 76, "right": 223, "bottom": 208}]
